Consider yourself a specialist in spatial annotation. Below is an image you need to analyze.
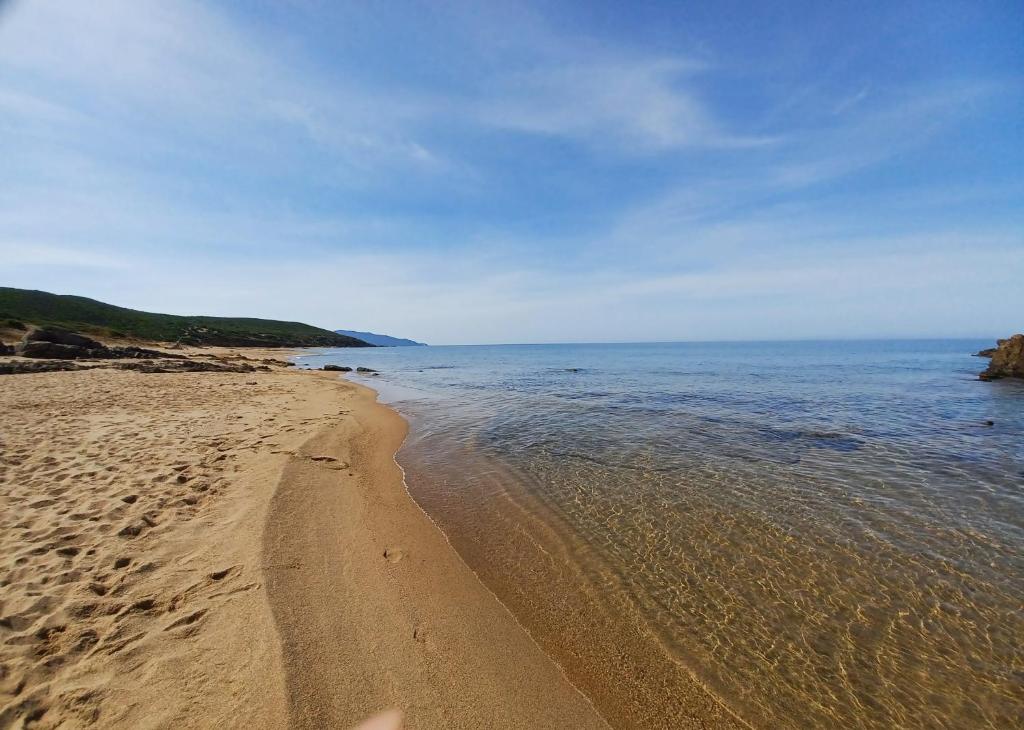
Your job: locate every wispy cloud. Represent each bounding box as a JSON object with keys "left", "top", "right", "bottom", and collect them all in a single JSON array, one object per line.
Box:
[
  {"left": 473, "top": 58, "right": 769, "bottom": 152},
  {"left": 768, "top": 82, "right": 1000, "bottom": 187},
  {"left": 0, "top": 0, "right": 446, "bottom": 174}
]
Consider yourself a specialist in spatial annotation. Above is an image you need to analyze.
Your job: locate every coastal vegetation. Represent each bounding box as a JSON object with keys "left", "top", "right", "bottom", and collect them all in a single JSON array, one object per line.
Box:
[{"left": 0, "top": 287, "right": 370, "bottom": 348}]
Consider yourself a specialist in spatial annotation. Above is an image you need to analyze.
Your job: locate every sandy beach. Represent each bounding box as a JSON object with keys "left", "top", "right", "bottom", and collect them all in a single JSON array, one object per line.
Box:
[{"left": 0, "top": 356, "right": 608, "bottom": 729}]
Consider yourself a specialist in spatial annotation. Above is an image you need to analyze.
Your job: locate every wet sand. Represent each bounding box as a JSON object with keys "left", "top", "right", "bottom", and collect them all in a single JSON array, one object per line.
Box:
[{"left": 0, "top": 358, "right": 607, "bottom": 728}]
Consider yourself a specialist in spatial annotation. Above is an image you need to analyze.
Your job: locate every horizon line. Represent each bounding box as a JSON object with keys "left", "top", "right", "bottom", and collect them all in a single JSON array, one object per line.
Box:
[{"left": 337, "top": 335, "right": 1001, "bottom": 348}]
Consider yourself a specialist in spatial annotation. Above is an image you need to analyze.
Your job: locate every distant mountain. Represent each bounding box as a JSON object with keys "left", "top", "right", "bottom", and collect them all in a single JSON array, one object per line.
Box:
[
  {"left": 0, "top": 287, "right": 373, "bottom": 348},
  {"left": 334, "top": 329, "right": 426, "bottom": 347}
]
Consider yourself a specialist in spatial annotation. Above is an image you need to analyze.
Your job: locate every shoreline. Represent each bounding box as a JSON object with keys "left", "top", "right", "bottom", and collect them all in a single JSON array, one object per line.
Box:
[
  {"left": 262, "top": 375, "right": 609, "bottom": 728},
  {"left": 0, "top": 356, "right": 610, "bottom": 728},
  {"left": 391, "top": 402, "right": 748, "bottom": 730}
]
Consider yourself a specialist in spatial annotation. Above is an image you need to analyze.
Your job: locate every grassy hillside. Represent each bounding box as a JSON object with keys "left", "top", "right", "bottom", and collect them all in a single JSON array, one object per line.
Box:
[{"left": 0, "top": 287, "right": 372, "bottom": 348}]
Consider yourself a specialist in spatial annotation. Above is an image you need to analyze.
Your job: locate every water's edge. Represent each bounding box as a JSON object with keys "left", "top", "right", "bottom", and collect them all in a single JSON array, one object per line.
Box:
[
  {"left": 293, "top": 341, "right": 1023, "bottom": 729},
  {"left": 351, "top": 378, "right": 621, "bottom": 729}
]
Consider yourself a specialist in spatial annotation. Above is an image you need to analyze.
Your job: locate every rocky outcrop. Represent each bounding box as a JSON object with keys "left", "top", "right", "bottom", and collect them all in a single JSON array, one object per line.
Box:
[
  {"left": 355, "top": 367, "right": 377, "bottom": 373},
  {"left": 0, "top": 358, "right": 271, "bottom": 375},
  {"left": 23, "top": 327, "right": 102, "bottom": 348},
  {"left": 322, "top": 364, "right": 352, "bottom": 372},
  {"left": 111, "top": 360, "right": 270, "bottom": 374},
  {"left": 0, "top": 360, "right": 83, "bottom": 375},
  {"left": 978, "top": 334, "right": 1024, "bottom": 381},
  {"left": 17, "top": 328, "right": 104, "bottom": 358},
  {"left": 14, "top": 327, "right": 181, "bottom": 360},
  {"left": 0, "top": 326, "right": 273, "bottom": 375},
  {"left": 18, "top": 341, "right": 97, "bottom": 358}
]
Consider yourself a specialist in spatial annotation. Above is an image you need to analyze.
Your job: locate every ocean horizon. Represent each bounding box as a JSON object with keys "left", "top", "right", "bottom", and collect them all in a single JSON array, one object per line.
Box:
[
  {"left": 300, "top": 338, "right": 1023, "bottom": 728},
  {"left": 405, "top": 336, "right": 1011, "bottom": 347}
]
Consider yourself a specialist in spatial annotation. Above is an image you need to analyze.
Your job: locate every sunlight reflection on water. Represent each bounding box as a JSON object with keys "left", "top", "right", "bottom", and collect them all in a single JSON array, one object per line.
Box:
[{"left": 306, "top": 340, "right": 1024, "bottom": 728}]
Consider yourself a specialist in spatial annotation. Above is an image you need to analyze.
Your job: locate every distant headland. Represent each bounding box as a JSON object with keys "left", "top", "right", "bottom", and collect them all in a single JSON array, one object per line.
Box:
[{"left": 334, "top": 329, "right": 426, "bottom": 347}]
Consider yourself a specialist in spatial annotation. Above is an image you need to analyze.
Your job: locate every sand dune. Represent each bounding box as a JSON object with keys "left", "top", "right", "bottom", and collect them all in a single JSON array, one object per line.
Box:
[{"left": 0, "top": 360, "right": 608, "bottom": 728}]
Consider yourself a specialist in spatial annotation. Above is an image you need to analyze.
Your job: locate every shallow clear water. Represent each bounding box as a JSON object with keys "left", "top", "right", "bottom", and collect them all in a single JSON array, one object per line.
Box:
[{"left": 298, "top": 341, "right": 1024, "bottom": 729}]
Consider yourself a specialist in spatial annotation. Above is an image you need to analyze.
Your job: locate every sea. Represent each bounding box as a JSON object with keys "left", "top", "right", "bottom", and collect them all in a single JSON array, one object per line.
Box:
[{"left": 296, "top": 340, "right": 1023, "bottom": 729}]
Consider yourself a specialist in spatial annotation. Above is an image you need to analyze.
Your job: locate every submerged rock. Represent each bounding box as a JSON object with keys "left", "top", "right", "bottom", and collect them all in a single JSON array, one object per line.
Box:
[
  {"left": 978, "top": 334, "right": 1024, "bottom": 380},
  {"left": 355, "top": 366, "right": 377, "bottom": 373}
]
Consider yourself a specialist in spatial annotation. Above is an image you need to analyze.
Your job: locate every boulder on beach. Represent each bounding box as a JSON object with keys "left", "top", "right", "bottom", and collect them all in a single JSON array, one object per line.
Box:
[
  {"left": 23, "top": 327, "right": 104, "bottom": 349},
  {"left": 17, "top": 340, "right": 99, "bottom": 359},
  {"left": 322, "top": 364, "right": 352, "bottom": 372},
  {"left": 14, "top": 327, "right": 181, "bottom": 360},
  {"left": 0, "top": 360, "right": 83, "bottom": 375},
  {"left": 16, "top": 327, "right": 106, "bottom": 359},
  {"left": 978, "top": 334, "right": 1024, "bottom": 380}
]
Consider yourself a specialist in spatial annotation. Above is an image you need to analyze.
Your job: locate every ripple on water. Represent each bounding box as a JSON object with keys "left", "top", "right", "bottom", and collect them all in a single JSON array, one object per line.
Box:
[{"left": 320, "top": 340, "right": 1024, "bottom": 729}]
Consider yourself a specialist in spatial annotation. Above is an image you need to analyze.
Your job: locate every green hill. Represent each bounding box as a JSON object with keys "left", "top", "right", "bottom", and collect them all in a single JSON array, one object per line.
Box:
[{"left": 0, "top": 287, "right": 372, "bottom": 348}]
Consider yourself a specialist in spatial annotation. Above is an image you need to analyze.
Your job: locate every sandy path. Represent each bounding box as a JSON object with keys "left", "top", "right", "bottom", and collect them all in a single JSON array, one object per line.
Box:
[{"left": 0, "top": 363, "right": 609, "bottom": 728}]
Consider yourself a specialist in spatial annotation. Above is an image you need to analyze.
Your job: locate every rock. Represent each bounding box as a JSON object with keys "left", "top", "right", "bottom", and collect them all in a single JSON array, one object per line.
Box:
[
  {"left": 978, "top": 334, "right": 1024, "bottom": 380},
  {"left": 0, "top": 353, "right": 263, "bottom": 375},
  {"left": 23, "top": 327, "right": 104, "bottom": 349},
  {"left": 975, "top": 347, "right": 997, "bottom": 358},
  {"left": 110, "top": 345, "right": 185, "bottom": 359},
  {"left": 16, "top": 341, "right": 99, "bottom": 359},
  {"left": 0, "top": 360, "right": 83, "bottom": 375},
  {"left": 355, "top": 367, "right": 377, "bottom": 373},
  {"left": 15, "top": 326, "right": 182, "bottom": 360},
  {"left": 112, "top": 360, "right": 260, "bottom": 374},
  {"left": 322, "top": 364, "right": 352, "bottom": 372},
  {"left": 0, "top": 343, "right": 14, "bottom": 355},
  {"left": 17, "top": 327, "right": 105, "bottom": 359}
]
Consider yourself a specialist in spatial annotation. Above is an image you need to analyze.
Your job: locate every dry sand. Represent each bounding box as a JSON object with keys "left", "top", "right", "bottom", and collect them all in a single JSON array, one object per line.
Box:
[{"left": 0, "top": 357, "right": 609, "bottom": 728}]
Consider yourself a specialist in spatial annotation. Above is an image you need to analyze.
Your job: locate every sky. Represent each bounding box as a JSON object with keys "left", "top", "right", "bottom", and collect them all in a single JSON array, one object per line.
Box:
[{"left": 1, "top": 0, "right": 1021, "bottom": 345}]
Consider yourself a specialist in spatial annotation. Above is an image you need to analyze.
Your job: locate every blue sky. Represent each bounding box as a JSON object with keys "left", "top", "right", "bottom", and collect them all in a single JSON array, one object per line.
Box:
[{"left": 1, "top": 0, "right": 1021, "bottom": 344}]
